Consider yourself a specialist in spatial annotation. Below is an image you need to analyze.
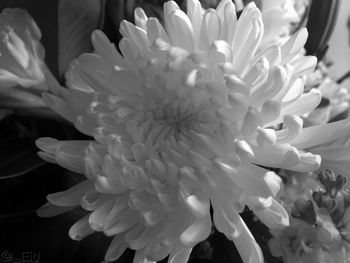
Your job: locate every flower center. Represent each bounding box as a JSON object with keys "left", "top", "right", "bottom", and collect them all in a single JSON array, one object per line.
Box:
[{"left": 143, "top": 103, "right": 199, "bottom": 148}]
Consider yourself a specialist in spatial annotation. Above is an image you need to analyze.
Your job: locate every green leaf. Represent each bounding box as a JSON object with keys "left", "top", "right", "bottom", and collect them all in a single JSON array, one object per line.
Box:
[{"left": 58, "top": 0, "right": 106, "bottom": 77}]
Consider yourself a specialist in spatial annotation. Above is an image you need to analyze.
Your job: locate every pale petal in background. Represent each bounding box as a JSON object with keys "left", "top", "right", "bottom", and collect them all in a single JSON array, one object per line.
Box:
[{"left": 328, "top": 0, "right": 350, "bottom": 89}]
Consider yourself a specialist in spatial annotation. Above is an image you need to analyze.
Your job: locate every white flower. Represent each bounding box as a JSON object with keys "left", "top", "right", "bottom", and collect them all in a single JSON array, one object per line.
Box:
[
  {"left": 0, "top": 8, "right": 46, "bottom": 90},
  {"left": 318, "top": 79, "right": 350, "bottom": 115},
  {"left": 269, "top": 194, "right": 350, "bottom": 263},
  {"left": 303, "top": 61, "right": 350, "bottom": 125},
  {"left": 261, "top": 0, "right": 300, "bottom": 47},
  {"left": 35, "top": 1, "right": 348, "bottom": 262},
  {"left": 309, "top": 131, "right": 350, "bottom": 184},
  {"left": 293, "top": 0, "right": 310, "bottom": 17}
]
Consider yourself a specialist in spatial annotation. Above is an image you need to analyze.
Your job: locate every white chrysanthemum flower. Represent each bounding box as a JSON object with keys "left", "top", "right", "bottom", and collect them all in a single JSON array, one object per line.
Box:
[
  {"left": 36, "top": 1, "right": 349, "bottom": 262},
  {"left": 0, "top": 8, "right": 47, "bottom": 90}
]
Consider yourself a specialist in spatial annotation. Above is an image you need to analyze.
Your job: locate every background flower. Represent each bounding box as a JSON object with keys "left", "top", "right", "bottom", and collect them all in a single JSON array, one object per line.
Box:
[
  {"left": 270, "top": 170, "right": 350, "bottom": 263},
  {"left": 0, "top": 8, "right": 47, "bottom": 89},
  {"left": 260, "top": 0, "right": 300, "bottom": 48}
]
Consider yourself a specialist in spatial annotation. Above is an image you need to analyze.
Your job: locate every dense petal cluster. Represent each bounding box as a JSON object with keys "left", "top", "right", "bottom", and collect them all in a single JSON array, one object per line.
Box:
[
  {"left": 0, "top": 8, "right": 46, "bottom": 89},
  {"left": 36, "top": 1, "right": 346, "bottom": 262}
]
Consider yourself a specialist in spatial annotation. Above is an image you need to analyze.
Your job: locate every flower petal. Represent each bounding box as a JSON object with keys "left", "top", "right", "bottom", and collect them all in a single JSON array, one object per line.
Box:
[
  {"left": 168, "top": 242, "right": 192, "bottom": 263},
  {"left": 105, "top": 235, "right": 128, "bottom": 262},
  {"left": 232, "top": 217, "right": 264, "bottom": 263},
  {"left": 180, "top": 214, "right": 211, "bottom": 247},
  {"left": 167, "top": 9, "right": 194, "bottom": 51},
  {"left": 69, "top": 215, "right": 94, "bottom": 241},
  {"left": 36, "top": 202, "right": 75, "bottom": 217},
  {"left": 47, "top": 180, "right": 93, "bottom": 207},
  {"left": 246, "top": 196, "right": 289, "bottom": 229},
  {"left": 291, "top": 119, "right": 350, "bottom": 149}
]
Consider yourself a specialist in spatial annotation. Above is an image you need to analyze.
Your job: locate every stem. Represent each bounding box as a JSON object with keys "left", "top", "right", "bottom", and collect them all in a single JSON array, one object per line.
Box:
[
  {"left": 44, "top": 65, "right": 67, "bottom": 97},
  {"left": 337, "top": 71, "right": 350, "bottom": 84}
]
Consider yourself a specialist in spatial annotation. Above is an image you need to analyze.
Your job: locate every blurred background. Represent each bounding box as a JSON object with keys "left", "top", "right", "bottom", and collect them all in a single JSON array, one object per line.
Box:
[{"left": 328, "top": 0, "right": 350, "bottom": 89}]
